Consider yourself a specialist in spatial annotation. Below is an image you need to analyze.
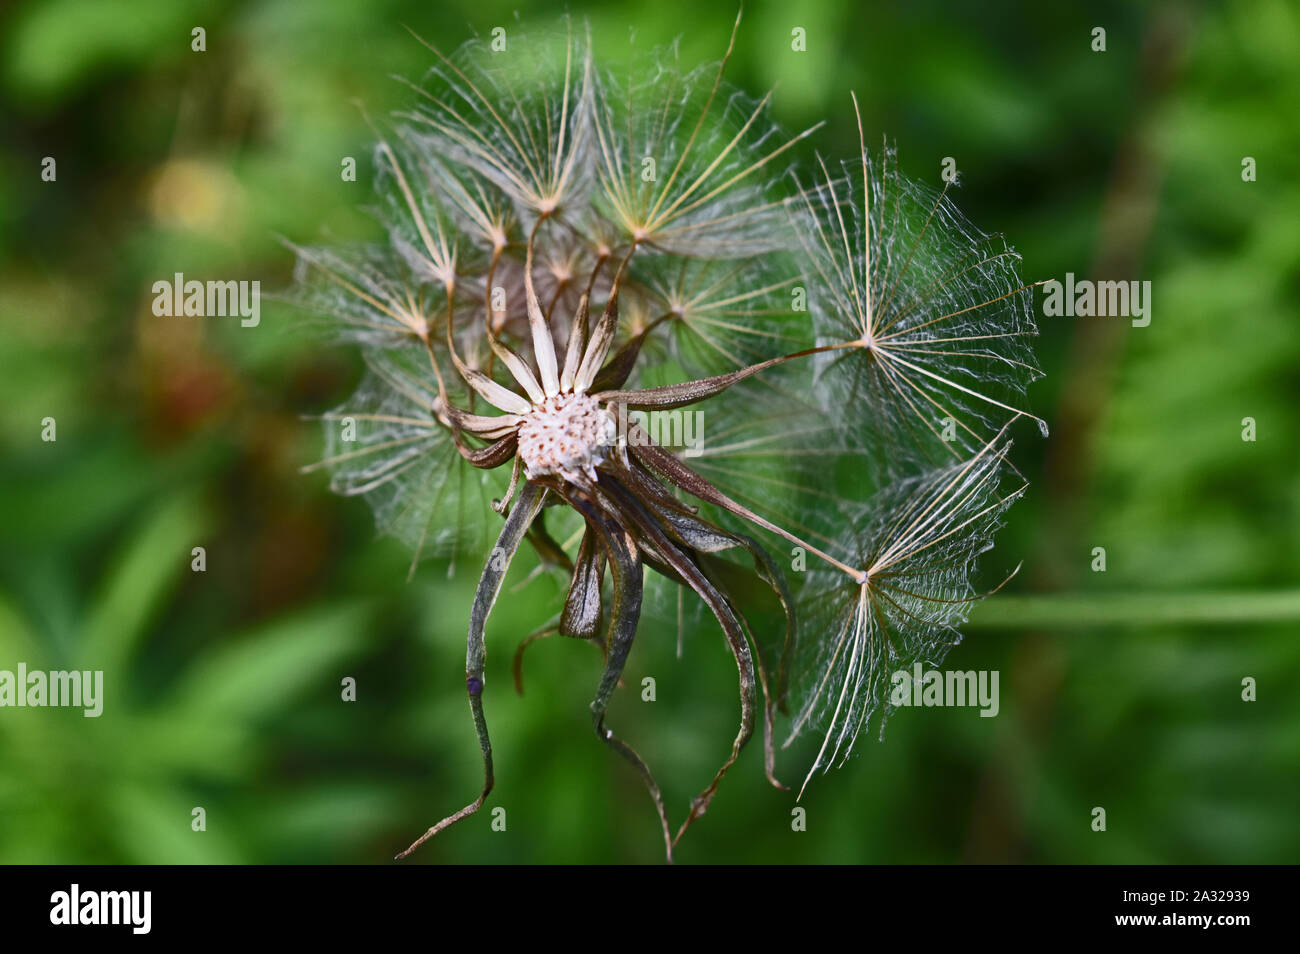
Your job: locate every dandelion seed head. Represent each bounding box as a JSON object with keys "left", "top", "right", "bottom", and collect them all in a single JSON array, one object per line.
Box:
[
  {"left": 516, "top": 391, "right": 613, "bottom": 484},
  {"left": 285, "top": 16, "right": 1045, "bottom": 856}
]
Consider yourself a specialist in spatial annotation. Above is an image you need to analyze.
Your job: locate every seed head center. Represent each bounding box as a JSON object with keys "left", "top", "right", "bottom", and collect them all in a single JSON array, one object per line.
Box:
[{"left": 517, "top": 392, "right": 614, "bottom": 483}]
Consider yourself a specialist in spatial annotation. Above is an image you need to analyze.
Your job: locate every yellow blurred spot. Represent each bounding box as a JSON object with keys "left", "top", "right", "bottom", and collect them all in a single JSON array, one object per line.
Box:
[{"left": 147, "top": 158, "right": 245, "bottom": 233}]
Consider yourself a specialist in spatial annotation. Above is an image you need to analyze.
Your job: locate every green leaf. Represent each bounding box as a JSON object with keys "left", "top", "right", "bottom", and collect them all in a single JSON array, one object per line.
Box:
[
  {"left": 166, "top": 603, "right": 371, "bottom": 721},
  {"left": 82, "top": 492, "right": 209, "bottom": 675}
]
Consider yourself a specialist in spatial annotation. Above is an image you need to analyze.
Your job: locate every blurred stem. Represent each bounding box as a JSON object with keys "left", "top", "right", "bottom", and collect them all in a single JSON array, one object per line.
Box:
[{"left": 967, "top": 590, "right": 1300, "bottom": 628}]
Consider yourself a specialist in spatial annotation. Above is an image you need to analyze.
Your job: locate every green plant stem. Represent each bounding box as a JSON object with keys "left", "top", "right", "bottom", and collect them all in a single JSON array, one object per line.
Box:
[{"left": 966, "top": 590, "right": 1300, "bottom": 628}]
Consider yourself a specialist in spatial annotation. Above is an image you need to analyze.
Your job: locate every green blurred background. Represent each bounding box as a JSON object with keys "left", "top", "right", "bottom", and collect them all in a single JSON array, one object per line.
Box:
[{"left": 1, "top": 0, "right": 1297, "bottom": 863}]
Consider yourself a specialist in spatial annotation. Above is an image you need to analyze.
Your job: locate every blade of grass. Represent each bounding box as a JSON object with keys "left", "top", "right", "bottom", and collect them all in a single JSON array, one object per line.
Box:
[{"left": 967, "top": 590, "right": 1300, "bottom": 628}]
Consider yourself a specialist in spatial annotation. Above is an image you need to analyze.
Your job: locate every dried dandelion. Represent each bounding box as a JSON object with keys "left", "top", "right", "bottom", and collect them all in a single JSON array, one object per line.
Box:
[{"left": 287, "top": 12, "right": 1044, "bottom": 862}]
